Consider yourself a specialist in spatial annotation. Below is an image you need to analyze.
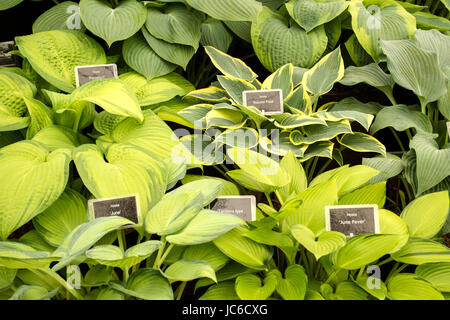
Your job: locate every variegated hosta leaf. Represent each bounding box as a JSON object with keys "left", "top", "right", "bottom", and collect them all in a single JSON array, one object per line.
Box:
[
  {"left": 272, "top": 113, "right": 326, "bottom": 129},
  {"left": 185, "top": 0, "right": 262, "bottom": 21},
  {"left": 217, "top": 76, "right": 257, "bottom": 105},
  {"left": 392, "top": 238, "right": 450, "bottom": 265},
  {"left": 291, "top": 224, "right": 346, "bottom": 260},
  {"left": 414, "top": 11, "right": 450, "bottom": 33},
  {"left": 415, "top": 263, "right": 450, "bottom": 293},
  {"left": 162, "top": 259, "right": 217, "bottom": 282},
  {"left": 344, "top": 33, "right": 373, "bottom": 67},
  {"left": 289, "top": 120, "right": 352, "bottom": 145},
  {"left": 286, "top": 0, "right": 349, "bottom": 32},
  {"left": 33, "top": 1, "right": 86, "bottom": 33},
  {"left": 201, "top": 18, "right": 233, "bottom": 53},
  {"left": 261, "top": 64, "right": 293, "bottom": 100},
  {"left": 251, "top": 7, "right": 328, "bottom": 72},
  {"left": 0, "top": 141, "right": 70, "bottom": 240},
  {"left": 204, "top": 46, "right": 257, "bottom": 81},
  {"left": 338, "top": 132, "right": 386, "bottom": 156},
  {"left": 180, "top": 134, "right": 224, "bottom": 165},
  {"left": 316, "top": 110, "right": 374, "bottom": 131},
  {"left": 215, "top": 128, "right": 259, "bottom": 149},
  {"left": 80, "top": 0, "right": 147, "bottom": 47},
  {"left": 15, "top": 30, "right": 106, "bottom": 93},
  {"left": 387, "top": 273, "right": 444, "bottom": 300},
  {"left": 235, "top": 270, "right": 280, "bottom": 300},
  {"left": 348, "top": 0, "right": 416, "bottom": 62},
  {"left": 175, "top": 179, "right": 225, "bottom": 208},
  {"left": 370, "top": 105, "right": 433, "bottom": 134},
  {"left": 187, "top": 86, "right": 230, "bottom": 103},
  {"left": 0, "top": 241, "right": 56, "bottom": 269},
  {"left": 182, "top": 242, "right": 229, "bottom": 271}
]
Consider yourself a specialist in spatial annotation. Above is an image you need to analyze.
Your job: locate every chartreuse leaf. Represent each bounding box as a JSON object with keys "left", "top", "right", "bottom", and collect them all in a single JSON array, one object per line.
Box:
[
  {"left": 80, "top": 0, "right": 147, "bottom": 47},
  {"left": 235, "top": 270, "right": 280, "bottom": 300},
  {"left": 32, "top": 125, "right": 90, "bottom": 151},
  {"left": 0, "top": 0, "right": 23, "bottom": 10},
  {"left": 0, "top": 267, "right": 16, "bottom": 291},
  {"left": 19, "top": 230, "right": 56, "bottom": 252},
  {"left": 277, "top": 150, "right": 307, "bottom": 202},
  {"left": 181, "top": 175, "right": 240, "bottom": 196},
  {"left": 291, "top": 224, "right": 346, "bottom": 260},
  {"left": 0, "top": 141, "right": 70, "bottom": 240},
  {"left": 416, "top": 263, "right": 450, "bottom": 292},
  {"left": 338, "top": 182, "right": 386, "bottom": 208},
  {"left": 400, "top": 191, "right": 449, "bottom": 239},
  {"left": 387, "top": 274, "right": 444, "bottom": 300},
  {"left": 15, "top": 30, "right": 106, "bottom": 93},
  {"left": 370, "top": 106, "right": 433, "bottom": 134},
  {"left": 213, "top": 227, "right": 273, "bottom": 270},
  {"left": 166, "top": 209, "right": 245, "bottom": 245},
  {"left": 251, "top": 7, "right": 328, "bottom": 71},
  {"left": 354, "top": 272, "right": 387, "bottom": 300},
  {"left": 9, "top": 285, "right": 58, "bottom": 300},
  {"left": 201, "top": 18, "right": 233, "bottom": 53},
  {"left": 0, "top": 241, "right": 56, "bottom": 269},
  {"left": 334, "top": 281, "right": 370, "bottom": 300},
  {"left": 348, "top": 0, "right": 416, "bottom": 62},
  {"left": 392, "top": 238, "right": 450, "bottom": 265},
  {"left": 275, "top": 264, "right": 308, "bottom": 300},
  {"left": 338, "top": 132, "right": 386, "bottom": 156},
  {"left": 182, "top": 243, "right": 229, "bottom": 271},
  {"left": 333, "top": 234, "right": 404, "bottom": 270},
  {"left": 109, "top": 268, "right": 173, "bottom": 300},
  {"left": 96, "top": 287, "right": 124, "bottom": 300},
  {"left": 163, "top": 259, "right": 217, "bottom": 282},
  {"left": 205, "top": 46, "right": 257, "bottom": 81},
  {"left": 199, "top": 281, "right": 239, "bottom": 300},
  {"left": 185, "top": 0, "right": 262, "bottom": 21},
  {"left": 329, "top": 165, "right": 380, "bottom": 196},
  {"left": 33, "top": 1, "right": 85, "bottom": 33},
  {"left": 23, "top": 97, "right": 54, "bottom": 139}
]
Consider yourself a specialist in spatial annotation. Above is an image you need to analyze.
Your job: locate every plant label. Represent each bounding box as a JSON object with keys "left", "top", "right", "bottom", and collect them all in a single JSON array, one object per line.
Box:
[
  {"left": 325, "top": 204, "right": 380, "bottom": 237},
  {"left": 447, "top": 122, "right": 450, "bottom": 137},
  {"left": 211, "top": 195, "right": 256, "bottom": 221},
  {"left": 88, "top": 195, "right": 141, "bottom": 225},
  {"left": 75, "top": 64, "right": 118, "bottom": 87},
  {"left": 0, "top": 41, "right": 16, "bottom": 67},
  {"left": 243, "top": 89, "right": 283, "bottom": 115}
]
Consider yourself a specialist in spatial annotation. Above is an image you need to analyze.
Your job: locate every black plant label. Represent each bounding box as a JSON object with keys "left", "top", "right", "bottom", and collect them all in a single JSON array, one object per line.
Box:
[
  {"left": 211, "top": 196, "right": 256, "bottom": 221},
  {"left": 88, "top": 195, "right": 141, "bottom": 225},
  {"left": 325, "top": 205, "right": 379, "bottom": 237},
  {"left": 75, "top": 64, "right": 118, "bottom": 87},
  {"left": 243, "top": 89, "right": 283, "bottom": 115},
  {"left": 0, "top": 41, "right": 16, "bottom": 67}
]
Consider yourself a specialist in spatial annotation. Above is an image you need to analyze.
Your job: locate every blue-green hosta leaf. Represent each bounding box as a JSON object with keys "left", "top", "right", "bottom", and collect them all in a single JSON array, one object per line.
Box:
[
  {"left": 201, "top": 18, "right": 233, "bottom": 53},
  {"left": 9, "top": 285, "right": 58, "bottom": 300},
  {"left": 205, "top": 46, "right": 257, "bottom": 81},
  {"left": 186, "top": 0, "right": 262, "bottom": 21},
  {"left": 286, "top": 0, "right": 349, "bottom": 32},
  {"left": 338, "top": 132, "right": 386, "bottom": 156},
  {"left": 370, "top": 105, "right": 433, "bottom": 134},
  {"left": 235, "top": 269, "right": 280, "bottom": 300},
  {"left": 224, "top": 21, "right": 252, "bottom": 42},
  {"left": 80, "top": 0, "right": 147, "bottom": 47},
  {"left": 15, "top": 30, "right": 106, "bottom": 93},
  {"left": 392, "top": 238, "right": 450, "bottom": 265},
  {"left": 199, "top": 281, "right": 239, "bottom": 300},
  {"left": 0, "top": 241, "right": 56, "bottom": 269},
  {"left": 166, "top": 209, "right": 245, "bottom": 245},
  {"left": 163, "top": 259, "right": 217, "bottom": 282},
  {"left": 23, "top": 97, "right": 54, "bottom": 139},
  {"left": 291, "top": 224, "right": 346, "bottom": 260},
  {"left": 348, "top": 0, "right": 416, "bottom": 62},
  {"left": 387, "top": 273, "right": 444, "bottom": 300},
  {"left": 275, "top": 264, "right": 308, "bottom": 300},
  {"left": 109, "top": 268, "right": 173, "bottom": 300},
  {"left": 33, "top": 1, "right": 85, "bottom": 33},
  {"left": 438, "top": 85, "right": 450, "bottom": 120},
  {"left": 414, "top": 29, "right": 450, "bottom": 78},
  {"left": 0, "top": 141, "right": 70, "bottom": 240},
  {"left": 400, "top": 191, "right": 449, "bottom": 239},
  {"left": 182, "top": 243, "right": 229, "bottom": 271},
  {"left": 261, "top": 63, "right": 293, "bottom": 100},
  {"left": 251, "top": 7, "right": 328, "bottom": 71},
  {"left": 0, "top": 0, "right": 23, "bottom": 10},
  {"left": 415, "top": 263, "right": 450, "bottom": 292},
  {"left": 344, "top": 33, "right": 374, "bottom": 66},
  {"left": 414, "top": 11, "right": 450, "bottom": 32},
  {"left": 338, "top": 182, "right": 386, "bottom": 209}
]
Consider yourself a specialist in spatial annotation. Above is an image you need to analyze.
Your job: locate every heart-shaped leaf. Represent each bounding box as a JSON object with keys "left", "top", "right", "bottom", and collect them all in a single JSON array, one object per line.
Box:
[
  {"left": 276, "top": 264, "right": 308, "bottom": 300},
  {"left": 235, "top": 270, "right": 280, "bottom": 300},
  {"left": 33, "top": 1, "right": 85, "bottom": 33}
]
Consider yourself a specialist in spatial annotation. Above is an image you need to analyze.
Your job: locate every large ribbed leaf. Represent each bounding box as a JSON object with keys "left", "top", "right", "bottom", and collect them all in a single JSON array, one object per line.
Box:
[
  {"left": 338, "top": 182, "right": 386, "bottom": 209},
  {"left": 205, "top": 46, "right": 257, "bottom": 81},
  {"left": 286, "top": 0, "right": 349, "bottom": 32},
  {"left": 32, "top": 125, "right": 90, "bottom": 151},
  {"left": 379, "top": 210, "right": 409, "bottom": 253},
  {"left": 348, "top": 0, "right": 416, "bottom": 62},
  {"left": 414, "top": 29, "right": 450, "bottom": 79},
  {"left": 251, "top": 7, "right": 328, "bottom": 71},
  {"left": 415, "top": 263, "right": 450, "bottom": 292},
  {"left": 261, "top": 64, "right": 293, "bottom": 99},
  {"left": 9, "top": 285, "right": 58, "bottom": 300},
  {"left": 80, "top": 0, "right": 147, "bottom": 47},
  {"left": 392, "top": 238, "right": 450, "bottom": 265},
  {"left": 185, "top": 0, "right": 262, "bottom": 21},
  {"left": 387, "top": 273, "right": 444, "bottom": 300},
  {"left": 224, "top": 21, "right": 252, "bottom": 42},
  {"left": 0, "top": 241, "right": 56, "bottom": 269},
  {"left": 15, "top": 30, "right": 106, "bottom": 93},
  {"left": 182, "top": 243, "right": 229, "bottom": 271},
  {"left": 201, "top": 18, "right": 233, "bottom": 52},
  {"left": 370, "top": 106, "right": 433, "bottom": 134},
  {"left": 163, "top": 259, "right": 217, "bottom": 282},
  {"left": 174, "top": 179, "right": 224, "bottom": 208},
  {"left": 235, "top": 270, "right": 280, "bottom": 300},
  {"left": 362, "top": 154, "right": 404, "bottom": 184},
  {"left": 23, "top": 97, "right": 54, "bottom": 139},
  {"left": 0, "top": 141, "right": 70, "bottom": 240},
  {"left": 0, "top": 0, "right": 23, "bottom": 10},
  {"left": 33, "top": 1, "right": 85, "bottom": 33}
]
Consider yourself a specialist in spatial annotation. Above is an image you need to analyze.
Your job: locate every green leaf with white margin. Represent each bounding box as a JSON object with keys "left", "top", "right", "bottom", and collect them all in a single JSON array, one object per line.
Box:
[
  {"left": 213, "top": 226, "right": 273, "bottom": 270},
  {"left": 0, "top": 0, "right": 23, "bottom": 10},
  {"left": 332, "top": 234, "right": 404, "bottom": 270},
  {"left": 145, "top": 4, "right": 202, "bottom": 48},
  {"left": 381, "top": 39, "right": 447, "bottom": 108},
  {"left": 199, "top": 281, "right": 239, "bottom": 300},
  {"left": 123, "top": 32, "right": 177, "bottom": 81},
  {"left": 0, "top": 241, "right": 56, "bottom": 269},
  {"left": 400, "top": 191, "right": 449, "bottom": 239},
  {"left": 80, "top": 0, "right": 147, "bottom": 47},
  {"left": 338, "top": 182, "right": 386, "bottom": 208},
  {"left": 109, "top": 268, "right": 173, "bottom": 300},
  {"left": 182, "top": 243, "right": 229, "bottom": 271},
  {"left": 235, "top": 269, "right": 280, "bottom": 300},
  {"left": 416, "top": 263, "right": 450, "bottom": 292},
  {"left": 33, "top": 1, "right": 85, "bottom": 33},
  {"left": 201, "top": 18, "right": 233, "bottom": 53},
  {"left": 338, "top": 132, "right": 386, "bottom": 156},
  {"left": 348, "top": 0, "right": 416, "bottom": 63},
  {"left": 0, "top": 267, "right": 16, "bottom": 291},
  {"left": 15, "top": 30, "right": 106, "bottom": 93},
  {"left": 9, "top": 285, "right": 58, "bottom": 300},
  {"left": 286, "top": 0, "right": 349, "bottom": 32},
  {"left": 277, "top": 150, "right": 308, "bottom": 202},
  {"left": 262, "top": 63, "right": 293, "bottom": 100},
  {"left": 33, "top": 189, "right": 87, "bottom": 247},
  {"left": 163, "top": 259, "right": 217, "bottom": 282},
  {"left": 392, "top": 238, "right": 450, "bottom": 265},
  {"left": 251, "top": 7, "right": 328, "bottom": 71},
  {"left": 23, "top": 97, "right": 54, "bottom": 139},
  {"left": 185, "top": 0, "right": 262, "bottom": 21},
  {"left": 387, "top": 273, "right": 444, "bottom": 300},
  {"left": 0, "top": 141, "right": 70, "bottom": 240},
  {"left": 205, "top": 46, "right": 257, "bottom": 81},
  {"left": 409, "top": 133, "right": 450, "bottom": 195},
  {"left": 52, "top": 216, "right": 134, "bottom": 271},
  {"left": 275, "top": 264, "right": 308, "bottom": 300}
]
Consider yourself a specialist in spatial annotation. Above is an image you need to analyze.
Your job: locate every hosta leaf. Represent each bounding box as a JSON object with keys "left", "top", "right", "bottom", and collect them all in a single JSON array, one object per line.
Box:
[
  {"left": 261, "top": 63, "right": 293, "bottom": 100},
  {"left": 0, "top": 0, "right": 23, "bottom": 10},
  {"left": 32, "top": 125, "right": 89, "bottom": 151},
  {"left": 217, "top": 76, "right": 257, "bottom": 105},
  {"left": 387, "top": 273, "right": 444, "bottom": 300},
  {"left": 392, "top": 238, "right": 450, "bottom": 265},
  {"left": 289, "top": 120, "right": 352, "bottom": 145},
  {"left": 0, "top": 267, "right": 16, "bottom": 291},
  {"left": 286, "top": 0, "right": 349, "bottom": 32},
  {"left": 414, "top": 29, "right": 450, "bottom": 78},
  {"left": 205, "top": 46, "right": 257, "bottom": 81},
  {"left": 9, "top": 285, "right": 58, "bottom": 300},
  {"left": 163, "top": 259, "right": 217, "bottom": 282},
  {"left": 272, "top": 113, "right": 327, "bottom": 129},
  {"left": 33, "top": 1, "right": 85, "bottom": 33},
  {"left": 15, "top": 30, "right": 106, "bottom": 93},
  {"left": 415, "top": 263, "right": 450, "bottom": 292},
  {"left": 338, "top": 182, "right": 386, "bottom": 209},
  {"left": 333, "top": 281, "right": 370, "bottom": 300},
  {"left": 344, "top": 33, "right": 373, "bottom": 67},
  {"left": 23, "top": 97, "right": 54, "bottom": 139},
  {"left": 414, "top": 11, "right": 450, "bottom": 32},
  {"left": 275, "top": 264, "right": 307, "bottom": 300},
  {"left": 0, "top": 241, "right": 56, "bottom": 269},
  {"left": 185, "top": 0, "right": 262, "bottom": 21},
  {"left": 182, "top": 175, "right": 240, "bottom": 196},
  {"left": 96, "top": 287, "right": 124, "bottom": 300},
  {"left": 354, "top": 272, "right": 387, "bottom": 300},
  {"left": 80, "top": 0, "right": 147, "bottom": 47},
  {"left": 200, "top": 18, "right": 233, "bottom": 53},
  {"left": 199, "top": 281, "right": 239, "bottom": 300},
  {"left": 316, "top": 110, "right": 374, "bottom": 131},
  {"left": 123, "top": 33, "right": 177, "bottom": 80},
  {"left": 370, "top": 105, "right": 433, "bottom": 134},
  {"left": 224, "top": 21, "right": 252, "bottom": 42},
  {"left": 187, "top": 87, "right": 230, "bottom": 103},
  {"left": 0, "top": 141, "right": 70, "bottom": 240},
  {"left": 251, "top": 7, "right": 328, "bottom": 71},
  {"left": 277, "top": 150, "right": 307, "bottom": 202},
  {"left": 235, "top": 270, "right": 280, "bottom": 300},
  {"left": 338, "top": 132, "right": 386, "bottom": 156},
  {"left": 182, "top": 243, "right": 229, "bottom": 271}
]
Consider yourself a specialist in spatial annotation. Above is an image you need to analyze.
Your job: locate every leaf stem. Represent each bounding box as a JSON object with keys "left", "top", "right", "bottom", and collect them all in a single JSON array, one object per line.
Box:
[
  {"left": 117, "top": 230, "right": 127, "bottom": 252},
  {"left": 153, "top": 236, "right": 166, "bottom": 270},
  {"left": 265, "top": 192, "right": 274, "bottom": 208},
  {"left": 389, "top": 127, "right": 405, "bottom": 152},
  {"left": 39, "top": 268, "right": 84, "bottom": 300},
  {"left": 175, "top": 281, "right": 187, "bottom": 300},
  {"left": 158, "top": 243, "right": 174, "bottom": 267},
  {"left": 274, "top": 190, "right": 284, "bottom": 206}
]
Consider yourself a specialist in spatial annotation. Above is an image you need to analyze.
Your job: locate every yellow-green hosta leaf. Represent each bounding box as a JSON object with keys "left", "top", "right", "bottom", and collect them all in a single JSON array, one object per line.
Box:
[
  {"left": 15, "top": 30, "right": 106, "bottom": 93},
  {"left": 251, "top": 7, "right": 328, "bottom": 71},
  {"left": 9, "top": 285, "right": 58, "bottom": 300},
  {"left": 0, "top": 266, "right": 16, "bottom": 291},
  {"left": 23, "top": 97, "right": 54, "bottom": 139},
  {"left": 272, "top": 113, "right": 327, "bottom": 129},
  {"left": 415, "top": 263, "right": 450, "bottom": 292},
  {"left": 286, "top": 0, "right": 349, "bottom": 32},
  {"left": 80, "top": 0, "right": 147, "bottom": 47},
  {"left": 334, "top": 281, "right": 371, "bottom": 300},
  {"left": 348, "top": 0, "right": 416, "bottom": 62},
  {"left": 33, "top": 188, "right": 87, "bottom": 247},
  {"left": 186, "top": 0, "right": 262, "bottom": 21},
  {"left": 0, "top": 241, "right": 56, "bottom": 269},
  {"left": 0, "top": 141, "right": 70, "bottom": 240},
  {"left": 199, "top": 281, "right": 239, "bottom": 300},
  {"left": 31, "top": 125, "right": 90, "bottom": 151},
  {"left": 205, "top": 107, "right": 247, "bottom": 129},
  {"left": 261, "top": 63, "right": 293, "bottom": 100},
  {"left": 0, "top": 111, "right": 30, "bottom": 132},
  {"left": 33, "top": 1, "right": 85, "bottom": 33},
  {"left": 0, "top": 0, "right": 23, "bottom": 10},
  {"left": 291, "top": 224, "right": 346, "bottom": 260},
  {"left": 96, "top": 287, "right": 124, "bottom": 300},
  {"left": 392, "top": 238, "right": 450, "bottom": 265},
  {"left": 163, "top": 259, "right": 217, "bottom": 283},
  {"left": 275, "top": 264, "right": 308, "bottom": 300},
  {"left": 182, "top": 243, "right": 229, "bottom": 271},
  {"left": 201, "top": 18, "right": 233, "bottom": 53},
  {"left": 235, "top": 269, "right": 280, "bottom": 300},
  {"left": 182, "top": 175, "right": 240, "bottom": 196},
  {"left": 327, "top": 165, "right": 380, "bottom": 196},
  {"left": 93, "top": 111, "right": 126, "bottom": 135},
  {"left": 338, "top": 182, "right": 386, "bottom": 208},
  {"left": 205, "top": 46, "right": 257, "bottom": 81},
  {"left": 354, "top": 272, "right": 387, "bottom": 300},
  {"left": 338, "top": 132, "right": 386, "bottom": 156},
  {"left": 387, "top": 273, "right": 444, "bottom": 300},
  {"left": 400, "top": 191, "right": 449, "bottom": 239},
  {"left": 277, "top": 150, "right": 307, "bottom": 202}
]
